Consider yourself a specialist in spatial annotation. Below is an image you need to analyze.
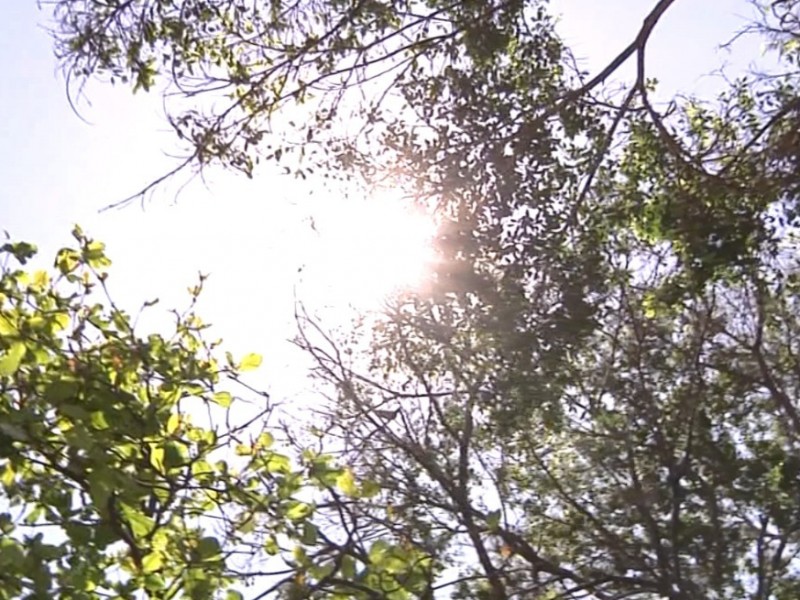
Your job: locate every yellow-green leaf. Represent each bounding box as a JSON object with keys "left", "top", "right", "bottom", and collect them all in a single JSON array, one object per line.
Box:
[
  {"left": 265, "top": 452, "right": 290, "bottom": 474},
  {"left": 32, "top": 270, "right": 49, "bottom": 289},
  {"left": 55, "top": 248, "right": 80, "bottom": 275},
  {"left": 336, "top": 468, "right": 358, "bottom": 497},
  {"left": 0, "top": 342, "right": 26, "bottom": 376},
  {"left": 52, "top": 312, "right": 70, "bottom": 332},
  {"left": 142, "top": 551, "right": 163, "bottom": 574},
  {"left": 89, "top": 411, "right": 110, "bottom": 430},
  {"left": 287, "top": 501, "right": 313, "bottom": 522},
  {"left": 0, "top": 314, "right": 17, "bottom": 336},
  {"left": 213, "top": 391, "right": 232, "bottom": 407},
  {"left": 265, "top": 536, "right": 279, "bottom": 555},
  {"left": 166, "top": 413, "right": 181, "bottom": 434},
  {"left": 1, "top": 464, "right": 15, "bottom": 486},
  {"left": 235, "top": 444, "right": 252, "bottom": 456},
  {"left": 120, "top": 504, "right": 155, "bottom": 538},
  {"left": 150, "top": 445, "right": 165, "bottom": 473},
  {"left": 239, "top": 352, "right": 262, "bottom": 371}
]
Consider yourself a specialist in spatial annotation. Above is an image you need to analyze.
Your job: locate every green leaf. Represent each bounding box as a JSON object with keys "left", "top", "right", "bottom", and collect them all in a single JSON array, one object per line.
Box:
[
  {"left": 360, "top": 478, "right": 381, "bottom": 498},
  {"left": 25, "top": 505, "right": 43, "bottom": 525},
  {"left": 237, "top": 514, "right": 255, "bottom": 534},
  {"left": 235, "top": 443, "right": 252, "bottom": 456},
  {"left": 32, "top": 270, "right": 50, "bottom": 289},
  {"left": 0, "top": 342, "right": 25, "bottom": 376},
  {"left": 341, "top": 555, "right": 357, "bottom": 580},
  {"left": 1, "top": 241, "right": 37, "bottom": 264},
  {"left": 144, "top": 573, "right": 166, "bottom": 591},
  {"left": 486, "top": 510, "right": 502, "bottom": 532},
  {"left": 239, "top": 352, "right": 262, "bottom": 371},
  {"left": 191, "top": 460, "right": 214, "bottom": 479},
  {"left": 301, "top": 521, "right": 318, "bottom": 545},
  {"left": 163, "top": 441, "right": 189, "bottom": 469},
  {"left": 46, "top": 380, "right": 79, "bottom": 402},
  {"left": 0, "top": 462, "right": 17, "bottom": 487},
  {"left": 196, "top": 536, "right": 222, "bottom": 561},
  {"left": 60, "top": 403, "right": 89, "bottom": 422},
  {"left": 84, "top": 240, "right": 106, "bottom": 260},
  {"left": 52, "top": 312, "right": 70, "bottom": 332}
]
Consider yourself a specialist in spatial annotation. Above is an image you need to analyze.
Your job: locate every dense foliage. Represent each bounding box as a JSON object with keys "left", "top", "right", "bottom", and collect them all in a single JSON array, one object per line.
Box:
[
  {"left": 0, "top": 231, "right": 436, "bottom": 599},
  {"left": 25, "top": 0, "right": 800, "bottom": 598}
]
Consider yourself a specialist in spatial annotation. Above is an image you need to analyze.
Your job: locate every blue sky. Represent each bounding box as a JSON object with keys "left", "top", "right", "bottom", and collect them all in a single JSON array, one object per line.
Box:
[
  {"left": 0, "top": 0, "right": 771, "bottom": 401},
  {"left": 557, "top": 0, "right": 766, "bottom": 100}
]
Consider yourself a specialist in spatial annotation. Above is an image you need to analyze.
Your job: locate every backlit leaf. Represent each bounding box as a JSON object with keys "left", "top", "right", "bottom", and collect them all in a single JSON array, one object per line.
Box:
[
  {"left": 213, "top": 391, "right": 232, "bottom": 407},
  {"left": 239, "top": 352, "right": 262, "bottom": 371},
  {"left": 142, "top": 552, "right": 164, "bottom": 574},
  {"left": 0, "top": 342, "right": 25, "bottom": 376},
  {"left": 336, "top": 468, "right": 358, "bottom": 497}
]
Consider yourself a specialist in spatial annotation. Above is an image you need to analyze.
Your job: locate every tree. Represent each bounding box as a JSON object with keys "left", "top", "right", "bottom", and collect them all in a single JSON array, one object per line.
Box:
[
  {"left": 0, "top": 229, "right": 437, "bottom": 599},
  {"left": 42, "top": 1, "right": 800, "bottom": 599},
  {"left": 287, "top": 2, "right": 800, "bottom": 599},
  {"left": 297, "top": 235, "right": 800, "bottom": 598},
  {"left": 49, "top": 0, "right": 672, "bottom": 207}
]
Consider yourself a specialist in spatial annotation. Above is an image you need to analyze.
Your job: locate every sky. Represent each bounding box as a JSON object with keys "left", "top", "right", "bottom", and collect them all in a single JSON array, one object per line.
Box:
[{"left": 0, "top": 0, "right": 772, "bottom": 406}]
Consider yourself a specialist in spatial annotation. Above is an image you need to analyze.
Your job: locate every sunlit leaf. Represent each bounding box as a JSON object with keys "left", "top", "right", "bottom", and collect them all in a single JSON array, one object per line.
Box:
[
  {"left": 142, "top": 552, "right": 163, "bottom": 574},
  {"left": 336, "top": 468, "right": 358, "bottom": 497},
  {"left": 89, "top": 411, "right": 110, "bottom": 430},
  {"left": 150, "top": 446, "right": 165, "bottom": 473},
  {"left": 120, "top": 505, "right": 155, "bottom": 539},
  {"left": 239, "top": 352, "right": 262, "bottom": 371},
  {"left": 55, "top": 248, "right": 80, "bottom": 274},
  {"left": 0, "top": 342, "right": 25, "bottom": 376},
  {"left": 256, "top": 431, "right": 274, "bottom": 449},
  {"left": 265, "top": 536, "right": 279, "bottom": 556},
  {"left": 265, "top": 453, "right": 291, "bottom": 474},
  {"left": 286, "top": 501, "right": 313, "bottom": 522},
  {"left": 0, "top": 314, "right": 17, "bottom": 336},
  {"left": 166, "top": 413, "right": 181, "bottom": 434},
  {"left": 212, "top": 391, "right": 232, "bottom": 407}
]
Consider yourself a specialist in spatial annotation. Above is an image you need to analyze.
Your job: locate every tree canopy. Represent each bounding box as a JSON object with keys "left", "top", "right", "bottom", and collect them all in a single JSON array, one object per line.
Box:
[
  {"left": 0, "top": 231, "right": 436, "bottom": 599},
  {"left": 12, "top": 0, "right": 800, "bottom": 598}
]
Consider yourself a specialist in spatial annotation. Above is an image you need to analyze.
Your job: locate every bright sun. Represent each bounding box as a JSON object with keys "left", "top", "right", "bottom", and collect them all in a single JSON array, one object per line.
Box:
[{"left": 298, "top": 190, "right": 437, "bottom": 309}]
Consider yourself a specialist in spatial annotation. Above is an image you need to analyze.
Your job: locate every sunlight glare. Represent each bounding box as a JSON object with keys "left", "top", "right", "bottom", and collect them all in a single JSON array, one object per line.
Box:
[{"left": 299, "top": 190, "right": 437, "bottom": 309}]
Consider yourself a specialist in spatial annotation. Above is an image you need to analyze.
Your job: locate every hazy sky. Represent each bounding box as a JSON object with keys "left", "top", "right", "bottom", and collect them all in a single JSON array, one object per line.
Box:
[{"left": 0, "top": 0, "right": 771, "bottom": 402}]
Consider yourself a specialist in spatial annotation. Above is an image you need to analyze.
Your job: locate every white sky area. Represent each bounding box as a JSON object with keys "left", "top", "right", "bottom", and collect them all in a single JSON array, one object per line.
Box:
[{"left": 0, "top": 1, "right": 772, "bottom": 408}]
